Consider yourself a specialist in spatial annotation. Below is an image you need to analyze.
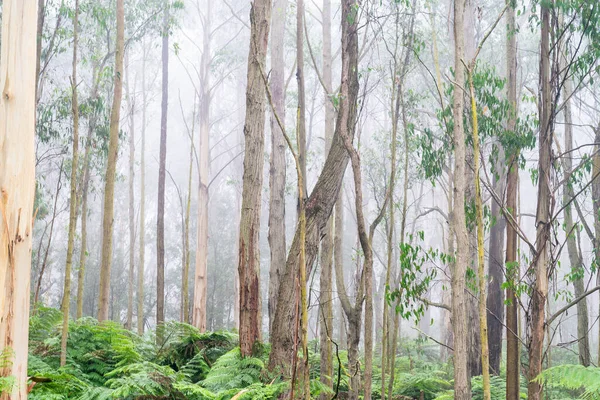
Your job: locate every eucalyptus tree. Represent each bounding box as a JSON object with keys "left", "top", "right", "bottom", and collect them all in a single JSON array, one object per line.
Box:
[
  {"left": 269, "top": 0, "right": 359, "bottom": 375},
  {"left": 60, "top": 0, "right": 80, "bottom": 367},
  {"left": 237, "top": 0, "right": 272, "bottom": 357},
  {"left": 97, "top": 0, "right": 125, "bottom": 322},
  {"left": 0, "top": 1, "right": 38, "bottom": 397}
]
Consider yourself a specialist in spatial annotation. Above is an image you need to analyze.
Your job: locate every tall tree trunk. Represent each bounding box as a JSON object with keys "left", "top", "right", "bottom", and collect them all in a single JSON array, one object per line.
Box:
[
  {"left": 238, "top": 0, "right": 272, "bottom": 357},
  {"left": 451, "top": 0, "right": 470, "bottom": 397},
  {"left": 268, "top": 0, "right": 359, "bottom": 373},
  {"left": 318, "top": 0, "right": 334, "bottom": 396},
  {"left": 0, "top": 0, "right": 37, "bottom": 397},
  {"left": 192, "top": 0, "right": 211, "bottom": 332},
  {"left": 60, "top": 0, "right": 80, "bottom": 366},
  {"left": 126, "top": 53, "right": 136, "bottom": 331},
  {"left": 505, "top": 0, "right": 520, "bottom": 397},
  {"left": 268, "top": 0, "right": 287, "bottom": 342},
  {"left": 486, "top": 115, "right": 507, "bottom": 375},
  {"left": 386, "top": 4, "right": 416, "bottom": 394},
  {"left": 156, "top": 1, "right": 169, "bottom": 334},
  {"left": 138, "top": 41, "right": 148, "bottom": 335},
  {"left": 467, "top": 66, "right": 491, "bottom": 400},
  {"left": 561, "top": 66, "right": 590, "bottom": 366},
  {"left": 528, "top": 3, "right": 552, "bottom": 398},
  {"left": 97, "top": 0, "right": 125, "bottom": 322}
]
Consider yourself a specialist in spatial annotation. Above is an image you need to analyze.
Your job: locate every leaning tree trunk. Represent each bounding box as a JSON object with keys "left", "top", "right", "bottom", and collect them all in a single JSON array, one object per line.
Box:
[
  {"left": 268, "top": 0, "right": 287, "bottom": 341},
  {"left": 504, "top": 0, "right": 520, "bottom": 397},
  {"left": 156, "top": 1, "right": 169, "bottom": 336},
  {"left": 318, "top": 0, "right": 334, "bottom": 396},
  {"left": 528, "top": 4, "right": 552, "bottom": 399},
  {"left": 268, "top": 0, "right": 359, "bottom": 374},
  {"left": 237, "top": 0, "right": 272, "bottom": 357},
  {"left": 451, "top": 0, "right": 470, "bottom": 397},
  {"left": 97, "top": 0, "right": 125, "bottom": 322},
  {"left": 0, "top": 1, "right": 37, "bottom": 398},
  {"left": 60, "top": 0, "right": 80, "bottom": 366}
]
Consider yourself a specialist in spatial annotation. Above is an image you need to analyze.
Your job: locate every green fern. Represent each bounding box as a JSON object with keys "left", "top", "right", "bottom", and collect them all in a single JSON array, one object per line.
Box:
[
  {"left": 201, "top": 347, "right": 263, "bottom": 392},
  {"left": 536, "top": 365, "right": 600, "bottom": 399}
]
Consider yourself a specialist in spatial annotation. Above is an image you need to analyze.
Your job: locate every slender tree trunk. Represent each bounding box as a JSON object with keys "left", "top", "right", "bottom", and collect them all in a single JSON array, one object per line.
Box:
[
  {"left": 268, "top": 0, "right": 287, "bottom": 341},
  {"left": 467, "top": 68, "right": 491, "bottom": 400},
  {"left": 182, "top": 122, "right": 194, "bottom": 323},
  {"left": 126, "top": 53, "right": 136, "bottom": 331},
  {"left": 340, "top": 106, "right": 375, "bottom": 400},
  {"left": 97, "top": 0, "right": 125, "bottom": 322},
  {"left": 192, "top": 0, "right": 211, "bottom": 333},
  {"left": 268, "top": 0, "right": 359, "bottom": 373},
  {"left": 451, "top": 0, "right": 470, "bottom": 397},
  {"left": 238, "top": 0, "right": 272, "bottom": 357},
  {"left": 334, "top": 220, "right": 363, "bottom": 400},
  {"left": 296, "top": 0, "right": 307, "bottom": 194},
  {"left": 528, "top": 3, "right": 552, "bottom": 398},
  {"left": 76, "top": 136, "right": 91, "bottom": 320},
  {"left": 156, "top": 1, "right": 169, "bottom": 334},
  {"left": 385, "top": 5, "right": 416, "bottom": 394},
  {"left": 60, "top": 0, "right": 80, "bottom": 366},
  {"left": 318, "top": 0, "right": 333, "bottom": 396},
  {"left": 561, "top": 66, "right": 590, "bottom": 366},
  {"left": 0, "top": 1, "right": 37, "bottom": 397},
  {"left": 34, "top": 162, "right": 63, "bottom": 307},
  {"left": 487, "top": 124, "right": 506, "bottom": 375},
  {"left": 138, "top": 41, "right": 148, "bottom": 335},
  {"left": 505, "top": 1, "right": 520, "bottom": 397}
]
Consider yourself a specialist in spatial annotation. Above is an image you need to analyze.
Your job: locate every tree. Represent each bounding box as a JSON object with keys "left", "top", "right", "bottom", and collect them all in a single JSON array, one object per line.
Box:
[
  {"left": 237, "top": 0, "right": 272, "bottom": 357},
  {"left": 559, "top": 55, "right": 590, "bottom": 366},
  {"left": 156, "top": 0, "right": 169, "bottom": 335},
  {"left": 268, "top": 0, "right": 287, "bottom": 342},
  {"left": 60, "top": 0, "right": 81, "bottom": 367},
  {"left": 97, "top": 0, "right": 125, "bottom": 322},
  {"left": 138, "top": 40, "right": 148, "bottom": 335},
  {"left": 0, "top": 0, "right": 38, "bottom": 397},
  {"left": 126, "top": 51, "right": 136, "bottom": 331},
  {"left": 451, "top": 0, "right": 470, "bottom": 397},
  {"left": 527, "top": 3, "right": 552, "bottom": 398},
  {"left": 192, "top": 0, "right": 211, "bottom": 333},
  {"left": 268, "top": 0, "right": 359, "bottom": 374},
  {"left": 318, "top": 0, "right": 334, "bottom": 396},
  {"left": 504, "top": 0, "right": 520, "bottom": 397}
]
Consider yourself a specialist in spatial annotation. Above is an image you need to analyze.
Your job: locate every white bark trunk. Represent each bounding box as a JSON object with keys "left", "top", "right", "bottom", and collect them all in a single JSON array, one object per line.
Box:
[{"left": 0, "top": 1, "right": 38, "bottom": 397}]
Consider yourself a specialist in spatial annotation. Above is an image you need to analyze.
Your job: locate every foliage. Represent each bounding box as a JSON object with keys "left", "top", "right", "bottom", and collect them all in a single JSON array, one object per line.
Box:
[
  {"left": 26, "top": 312, "right": 285, "bottom": 399},
  {"left": 536, "top": 365, "right": 600, "bottom": 399}
]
